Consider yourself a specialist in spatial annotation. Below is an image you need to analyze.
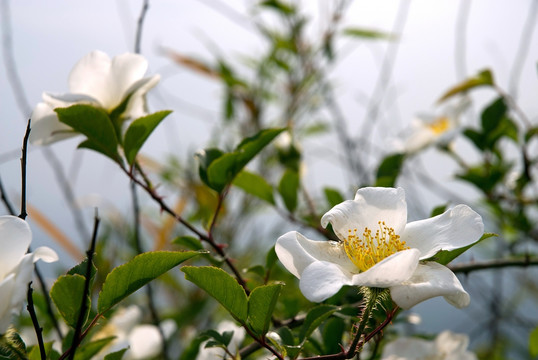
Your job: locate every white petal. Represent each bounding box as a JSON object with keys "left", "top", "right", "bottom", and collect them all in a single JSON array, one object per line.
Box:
[
  {"left": 111, "top": 305, "right": 142, "bottom": 333},
  {"left": 389, "top": 262, "right": 470, "bottom": 309},
  {"left": 299, "top": 261, "right": 352, "bottom": 302},
  {"left": 0, "top": 216, "right": 31, "bottom": 279},
  {"left": 402, "top": 205, "right": 484, "bottom": 259},
  {"left": 321, "top": 187, "right": 407, "bottom": 241},
  {"left": 350, "top": 249, "right": 420, "bottom": 288},
  {"left": 435, "top": 330, "right": 470, "bottom": 354},
  {"left": 32, "top": 246, "right": 59, "bottom": 263},
  {"left": 107, "top": 53, "right": 149, "bottom": 110},
  {"left": 128, "top": 325, "right": 162, "bottom": 359},
  {"left": 122, "top": 75, "right": 160, "bottom": 119},
  {"left": 275, "top": 231, "right": 353, "bottom": 279},
  {"left": 30, "top": 102, "right": 75, "bottom": 145},
  {"left": 0, "top": 274, "right": 16, "bottom": 334},
  {"left": 11, "top": 254, "right": 34, "bottom": 311}
]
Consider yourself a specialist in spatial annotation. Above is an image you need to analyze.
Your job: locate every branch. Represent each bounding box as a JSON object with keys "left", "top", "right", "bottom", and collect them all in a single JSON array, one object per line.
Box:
[
  {"left": 18, "top": 119, "right": 30, "bottom": 220},
  {"left": 67, "top": 210, "right": 100, "bottom": 360},
  {"left": 26, "top": 283, "right": 46, "bottom": 360},
  {"left": 134, "top": 0, "right": 149, "bottom": 54},
  {"left": 449, "top": 257, "right": 538, "bottom": 274}
]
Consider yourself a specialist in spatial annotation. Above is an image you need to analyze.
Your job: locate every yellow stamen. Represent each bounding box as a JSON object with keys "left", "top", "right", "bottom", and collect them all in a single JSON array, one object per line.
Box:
[
  {"left": 343, "top": 221, "right": 409, "bottom": 272},
  {"left": 427, "top": 116, "right": 451, "bottom": 135}
]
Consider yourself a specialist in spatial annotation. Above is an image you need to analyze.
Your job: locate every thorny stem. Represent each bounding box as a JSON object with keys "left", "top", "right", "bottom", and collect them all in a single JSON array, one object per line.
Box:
[
  {"left": 134, "top": 0, "right": 149, "bottom": 54},
  {"left": 122, "top": 165, "right": 250, "bottom": 291},
  {"left": 301, "top": 287, "right": 384, "bottom": 360},
  {"left": 27, "top": 283, "right": 46, "bottom": 360},
  {"left": 450, "top": 257, "right": 538, "bottom": 274}
]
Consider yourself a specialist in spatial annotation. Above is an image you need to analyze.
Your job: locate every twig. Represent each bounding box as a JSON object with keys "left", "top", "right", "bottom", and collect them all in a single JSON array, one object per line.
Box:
[
  {"left": 67, "top": 210, "right": 100, "bottom": 360},
  {"left": 449, "top": 257, "right": 538, "bottom": 274},
  {"left": 134, "top": 0, "right": 149, "bottom": 54},
  {"left": 27, "top": 283, "right": 46, "bottom": 360},
  {"left": 18, "top": 119, "right": 30, "bottom": 220}
]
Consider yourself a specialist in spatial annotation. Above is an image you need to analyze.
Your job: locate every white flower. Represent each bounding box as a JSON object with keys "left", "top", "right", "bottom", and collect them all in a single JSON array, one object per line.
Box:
[
  {"left": 275, "top": 187, "right": 483, "bottom": 309},
  {"left": 196, "top": 320, "right": 245, "bottom": 360},
  {"left": 30, "top": 50, "right": 160, "bottom": 145},
  {"left": 0, "top": 216, "right": 58, "bottom": 334},
  {"left": 396, "top": 99, "right": 469, "bottom": 153},
  {"left": 92, "top": 305, "right": 176, "bottom": 360},
  {"left": 381, "top": 330, "right": 477, "bottom": 360}
]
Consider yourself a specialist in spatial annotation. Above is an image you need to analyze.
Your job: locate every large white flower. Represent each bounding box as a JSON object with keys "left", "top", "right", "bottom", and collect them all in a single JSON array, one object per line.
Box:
[
  {"left": 275, "top": 187, "right": 483, "bottom": 309},
  {"left": 381, "top": 330, "right": 477, "bottom": 360},
  {"left": 92, "top": 305, "right": 176, "bottom": 360},
  {"left": 0, "top": 216, "right": 58, "bottom": 334},
  {"left": 30, "top": 50, "right": 160, "bottom": 145}
]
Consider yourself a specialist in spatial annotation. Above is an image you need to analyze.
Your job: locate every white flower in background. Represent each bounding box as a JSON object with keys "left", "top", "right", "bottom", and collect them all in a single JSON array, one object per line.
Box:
[
  {"left": 0, "top": 216, "right": 58, "bottom": 334},
  {"left": 30, "top": 50, "right": 160, "bottom": 145},
  {"left": 196, "top": 320, "right": 245, "bottom": 360},
  {"left": 92, "top": 305, "right": 176, "bottom": 360},
  {"left": 381, "top": 330, "right": 477, "bottom": 360},
  {"left": 275, "top": 187, "right": 483, "bottom": 309},
  {"left": 396, "top": 98, "right": 470, "bottom": 154}
]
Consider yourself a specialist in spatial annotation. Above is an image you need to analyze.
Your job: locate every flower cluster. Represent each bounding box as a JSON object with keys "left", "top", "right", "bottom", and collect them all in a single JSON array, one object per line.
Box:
[
  {"left": 276, "top": 187, "right": 484, "bottom": 309},
  {"left": 0, "top": 216, "right": 58, "bottom": 334}
]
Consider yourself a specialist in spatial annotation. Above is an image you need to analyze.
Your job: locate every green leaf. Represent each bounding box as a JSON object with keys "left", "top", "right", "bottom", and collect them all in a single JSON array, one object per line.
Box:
[
  {"left": 265, "top": 246, "right": 278, "bottom": 269},
  {"left": 481, "top": 97, "right": 507, "bottom": 133},
  {"left": 430, "top": 204, "right": 447, "bottom": 217},
  {"left": 56, "top": 104, "right": 120, "bottom": 163},
  {"left": 530, "top": 326, "right": 538, "bottom": 357},
  {"left": 172, "top": 236, "right": 204, "bottom": 251},
  {"left": 323, "top": 188, "right": 344, "bottom": 208},
  {"left": 181, "top": 266, "right": 248, "bottom": 322},
  {"left": 463, "top": 128, "right": 485, "bottom": 150},
  {"left": 73, "top": 337, "right": 115, "bottom": 360},
  {"left": 375, "top": 153, "right": 405, "bottom": 187},
  {"left": 260, "top": 0, "right": 296, "bottom": 15},
  {"left": 438, "top": 69, "right": 494, "bottom": 103},
  {"left": 299, "top": 305, "right": 339, "bottom": 342},
  {"left": 278, "top": 169, "right": 299, "bottom": 212},
  {"left": 343, "top": 27, "right": 395, "bottom": 40},
  {"left": 103, "top": 349, "right": 127, "bottom": 360},
  {"left": 206, "top": 128, "right": 286, "bottom": 192},
  {"left": 0, "top": 330, "right": 27, "bottom": 360},
  {"left": 50, "top": 274, "right": 89, "bottom": 328},
  {"left": 28, "top": 342, "right": 60, "bottom": 360},
  {"left": 248, "top": 283, "right": 282, "bottom": 335},
  {"left": 123, "top": 110, "right": 172, "bottom": 165},
  {"left": 67, "top": 258, "right": 97, "bottom": 283},
  {"left": 98, "top": 251, "right": 201, "bottom": 314},
  {"left": 233, "top": 171, "right": 275, "bottom": 204},
  {"left": 428, "top": 233, "right": 497, "bottom": 265},
  {"left": 322, "top": 317, "right": 345, "bottom": 354},
  {"left": 196, "top": 148, "right": 225, "bottom": 188}
]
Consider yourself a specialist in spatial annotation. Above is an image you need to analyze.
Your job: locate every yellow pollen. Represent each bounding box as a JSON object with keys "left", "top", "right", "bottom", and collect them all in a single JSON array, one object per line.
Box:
[
  {"left": 343, "top": 221, "right": 409, "bottom": 272},
  {"left": 427, "top": 116, "right": 451, "bottom": 135}
]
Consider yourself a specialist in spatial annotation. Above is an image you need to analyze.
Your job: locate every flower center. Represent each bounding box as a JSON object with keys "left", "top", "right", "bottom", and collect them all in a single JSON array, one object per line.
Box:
[
  {"left": 343, "top": 221, "right": 409, "bottom": 272},
  {"left": 427, "top": 116, "right": 450, "bottom": 135}
]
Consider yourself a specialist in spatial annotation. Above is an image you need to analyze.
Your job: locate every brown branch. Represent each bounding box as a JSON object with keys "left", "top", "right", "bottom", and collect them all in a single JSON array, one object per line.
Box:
[{"left": 449, "top": 257, "right": 538, "bottom": 274}]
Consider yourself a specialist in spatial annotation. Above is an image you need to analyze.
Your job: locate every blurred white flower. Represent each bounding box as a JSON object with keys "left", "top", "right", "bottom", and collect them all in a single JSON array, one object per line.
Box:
[
  {"left": 196, "top": 320, "right": 245, "bottom": 360},
  {"left": 276, "top": 187, "right": 484, "bottom": 309},
  {"left": 30, "top": 50, "right": 160, "bottom": 145},
  {"left": 395, "top": 99, "right": 470, "bottom": 154},
  {"left": 0, "top": 216, "right": 58, "bottom": 334},
  {"left": 92, "top": 305, "right": 176, "bottom": 360},
  {"left": 381, "top": 330, "right": 477, "bottom": 360}
]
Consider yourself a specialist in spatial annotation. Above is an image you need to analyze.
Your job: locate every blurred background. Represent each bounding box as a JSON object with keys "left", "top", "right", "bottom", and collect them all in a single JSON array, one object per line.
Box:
[{"left": 1, "top": 1, "right": 537, "bottom": 359}]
